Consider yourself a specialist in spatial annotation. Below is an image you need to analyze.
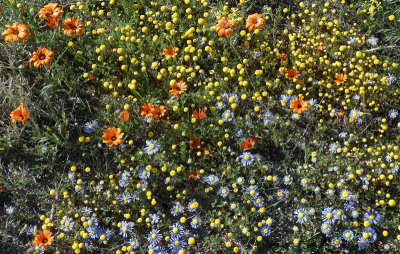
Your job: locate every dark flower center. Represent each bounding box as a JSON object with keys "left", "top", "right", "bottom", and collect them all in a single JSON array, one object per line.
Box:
[
  {"left": 111, "top": 136, "right": 117, "bottom": 141},
  {"left": 43, "top": 238, "right": 48, "bottom": 243},
  {"left": 39, "top": 54, "right": 46, "bottom": 60}
]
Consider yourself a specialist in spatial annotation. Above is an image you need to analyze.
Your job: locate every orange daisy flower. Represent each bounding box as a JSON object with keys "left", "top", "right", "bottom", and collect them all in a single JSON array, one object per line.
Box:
[
  {"left": 279, "top": 53, "right": 287, "bottom": 60},
  {"left": 335, "top": 74, "right": 347, "bottom": 84},
  {"left": 170, "top": 80, "right": 187, "bottom": 98},
  {"left": 30, "top": 48, "right": 54, "bottom": 68},
  {"left": 10, "top": 103, "right": 30, "bottom": 124},
  {"left": 141, "top": 103, "right": 156, "bottom": 118},
  {"left": 39, "top": 3, "right": 63, "bottom": 28},
  {"left": 153, "top": 105, "right": 167, "bottom": 119},
  {"left": 217, "top": 18, "right": 236, "bottom": 37},
  {"left": 189, "top": 136, "right": 201, "bottom": 149},
  {"left": 102, "top": 127, "right": 124, "bottom": 147},
  {"left": 290, "top": 98, "right": 310, "bottom": 115},
  {"left": 119, "top": 110, "right": 130, "bottom": 122},
  {"left": 286, "top": 69, "right": 301, "bottom": 80},
  {"left": 62, "top": 17, "right": 84, "bottom": 38},
  {"left": 193, "top": 107, "right": 206, "bottom": 120},
  {"left": 2, "top": 23, "right": 30, "bottom": 42},
  {"left": 163, "top": 47, "right": 177, "bottom": 58},
  {"left": 33, "top": 230, "right": 54, "bottom": 250},
  {"left": 317, "top": 45, "right": 324, "bottom": 53},
  {"left": 189, "top": 169, "right": 200, "bottom": 180},
  {"left": 246, "top": 13, "right": 266, "bottom": 31},
  {"left": 242, "top": 138, "right": 255, "bottom": 151}
]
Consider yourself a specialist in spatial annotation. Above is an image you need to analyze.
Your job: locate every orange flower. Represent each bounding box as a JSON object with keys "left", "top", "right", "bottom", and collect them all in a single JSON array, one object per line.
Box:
[
  {"left": 286, "top": 69, "right": 300, "bottom": 80},
  {"left": 193, "top": 107, "right": 206, "bottom": 120},
  {"left": 317, "top": 45, "right": 324, "bottom": 53},
  {"left": 189, "top": 169, "right": 200, "bottom": 180},
  {"left": 153, "top": 105, "right": 166, "bottom": 119},
  {"left": 217, "top": 18, "right": 236, "bottom": 36},
  {"left": 163, "top": 47, "right": 177, "bottom": 58},
  {"left": 119, "top": 110, "right": 130, "bottom": 121},
  {"left": 39, "top": 3, "right": 63, "bottom": 28},
  {"left": 203, "top": 147, "right": 214, "bottom": 157},
  {"left": 62, "top": 17, "right": 84, "bottom": 38},
  {"left": 242, "top": 138, "right": 255, "bottom": 151},
  {"left": 189, "top": 136, "right": 201, "bottom": 149},
  {"left": 30, "top": 48, "right": 54, "bottom": 68},
  {"left": 337, "top": 109, "right": 345, "bottom": 118},
  {"left": 246, "top": 13, "right": 266, "bottom": 31},
  {"left": 10, "top": 103, "right": 30, "bottom": 124},
  {"left": 102, "top": 127, "right": 124, "bottom": 147},
  {"left": 141, "top": 103, "right": 156, "bottom": 118},
  {"left": 2, "top": 23, "right": 30, "bottom": 42},
  {"left": 33, "top": 230, "right": 54, "bottom": 250},
  {"left": 279, "top": 53, "right": 287, "bottom": 60},
  {"left": 335, "top": 74, "right": 347, "bottom": 84},
  {"left": 290, "top": 98, "right": 310, "bottom": 115},
  {"left": 170, "top": 80, "right": 187, "bottom": 98}
]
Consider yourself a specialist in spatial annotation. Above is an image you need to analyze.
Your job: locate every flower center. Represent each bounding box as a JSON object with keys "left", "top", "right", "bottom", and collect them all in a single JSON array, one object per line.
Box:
[{"left": 39, "top": 54, "right": 46, "bottom": 60}]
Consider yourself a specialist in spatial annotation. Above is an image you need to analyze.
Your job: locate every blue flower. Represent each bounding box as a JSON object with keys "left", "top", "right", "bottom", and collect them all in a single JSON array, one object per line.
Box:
[
  {"left": 216, "top": 101, "right": 226, "bottom": 110},
  {"left": 262, "top": 111, "right": 274, "bottom": 125},
  {"left": 82, "top": 207, "right": 92, "bottom": 216},
  {"left": 300, "top": 178, "right": 309, "bottom": 187},
  {"left": 119, "top": 178, "right": 130, "bottom": 188},
  {"left": 358, "top": 237, "right": 369, "bottom": 249},
  {"left": 150, "top": 213, "right": 160, "bottom": 224},
  {"left": 331, "top": 237, "right": 341, "bottom": 248},
  {"left": 129, "top": 238, "right": 140, "bottom": 249},
  {"left": 84, "top": 120, "right": 98, "bottom": 133},
  {"left": 171, "top": 203, "right": 183, "bottom": 216},
  {"left": 6, "top": 206, "right": 15, "bottom": 215},
  {"left": 294, "top": 209, "right": 308, "bottom": 224},
  {"left": 26, "top": 225, "right": 35, "bottom": 235},
  {"left": 218, "top": 187, "right": 230, "bottom": 198},
  {"left": 320, "top": 223, "right": 333, "bottom": 236},
  {"left": 148, "top": 229, "right": 162, "bottom": 245},
  {"left": 204, "top": 174, "right": 219, "bottom": 185},
  {"left": 68, "top": 172, "right": 75, "bottom": 183},
  {"left": 119, "top": 221, "right": 133, "bottom": 238},
  {"left": 144, "top": 140, "right": 160, "bottom": 155},
  {"left": 277, "top": 189, "right": 289, "bottom": 200},
  {"left": 364, "top": 209, "right": 379, "bottom": 225},
  {"left": 236, "top": 176, "right": 245, "bottom": 185},
  {"left": 313, "top": 186, "right": 320, "bottom": 194},
  {"left": 367, "top": 37, "right": 378, "bottom": 46},
  {"left": 321, "top": 207, "right": 336, "bottom": 224},
  {"left": 33, "top": 245, "right": 44, "bottom": 254},
  {"left": 230, "top": 202, "right": 239, "bottom": 211},
  {"left": 222, "top": 110, "right": 234, "bottom": 122},
  {"left": 168, "top": 236, "right": 187, "bottom": 253},
  {"left": 138, "top": 167, "right": 151, "bottom": 180},
  {"left": 61, "top": 217, "right": 75, "bottom": 232},
  {"left": 283, "top": 175, "right": 293, "bottom": 185},
  {"left": 384, "top": 243, "right": 391, "bottom": 251},
  {"left": 387, "top": 73, "right": 397, "bottom": 84},
  {"left": 197, "top": 36, "right": 205, "bottom": 45},
  {"left": 388, "top": 109, "right": 398, "bottom": 119},
  {"left": 235, "top": 129, "right": 243, "bottom": 137},
  {"left": 260, "top": 226, "right": 271, "bottom": 236},
  {"left": 239, "top": 152, "right": 254, "bottom": 166},
  {"left": 342, "top": 230, "right": 354, "bottom": 241},
  {"left": 118, "top": 192, "right": 132, "bottom": 205},
  {"left": 339, "top": 132, "right": 347, "bottom": 138},
  {"left": 347, "top": 36, "right": 357, "bottom": 45},
  {"left": 340, "top": 189, "right": 352, "bottom": 201},
  {"left": 329, "top": 142, "right": 341, "bottom": 154},
  {"left": 191, "top": 216, "right": 202, "bottom": 228}
]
